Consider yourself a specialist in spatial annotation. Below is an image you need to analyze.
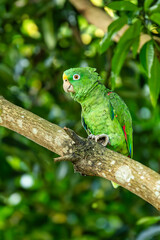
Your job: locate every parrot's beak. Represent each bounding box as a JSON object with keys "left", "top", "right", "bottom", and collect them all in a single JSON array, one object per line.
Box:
[{"left": 63, "top": 73, "right": 75, "bottom": 93}]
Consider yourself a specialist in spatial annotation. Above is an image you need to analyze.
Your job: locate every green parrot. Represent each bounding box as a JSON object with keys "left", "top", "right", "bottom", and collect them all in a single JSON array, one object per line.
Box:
[{"left": 63, "top": 67, "right": 133, "bottom": 187}]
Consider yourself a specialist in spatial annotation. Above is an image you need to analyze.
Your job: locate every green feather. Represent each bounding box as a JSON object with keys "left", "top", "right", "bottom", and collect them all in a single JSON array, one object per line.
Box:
[{"left": 109, "top": 101, "right": 114, "bottom": 121}]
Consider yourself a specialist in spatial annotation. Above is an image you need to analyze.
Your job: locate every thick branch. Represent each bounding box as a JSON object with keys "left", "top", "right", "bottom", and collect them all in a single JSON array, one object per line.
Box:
[
  {"left": 69, "top": 0, "right": 160, "bottom": 49},
  {"left": 0, "top": 96, "right": 160, "bottom": 211}
]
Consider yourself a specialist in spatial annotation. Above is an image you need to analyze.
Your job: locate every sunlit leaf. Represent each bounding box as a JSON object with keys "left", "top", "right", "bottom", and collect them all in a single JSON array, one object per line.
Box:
[
  {"left": 150, "top": 13, "right": 160, "bottom": 26},
  {"left": 111, "top": 20, "right": 141, "bottom": 89},
  {"left": 104, "top": 6, "right": 116, "bottom": 18},
  {"left": 140, "top": 40, "right": 154, "bottom": 78},
  {"left": 149, "top": 3, "right": 160, "bottom": 14},
  {"left": 42, "top": 12, "right": 56, "bottom": 50},
  {"left": 6, "top": 156, "right": 29, "bottom": 171},
  {"left": 137, "top": 216, "right": 160, "bottom": 226},
  {"left": 107, "top": 1, "right": 138, "bottom": 11},
  {"left": 21, "top": 19, "right": 41, "bottom": 39},
  {"left": 90, "top": 0, "right": 103, "bottom": 7},
  {"left": 81, "top": 33, "right": 92, "bottom": 45},
  {"left": 99, "top": 16, "right": 128, "bottom": 54},
  {"left": 144, "top": 0, "right": 154, "bottom": 11},
  {"left": 148, "top": 54, "right": 160, "bottom": 107},
  {"left": 150, "top": 25, "right": 159, "bottom": 34}
]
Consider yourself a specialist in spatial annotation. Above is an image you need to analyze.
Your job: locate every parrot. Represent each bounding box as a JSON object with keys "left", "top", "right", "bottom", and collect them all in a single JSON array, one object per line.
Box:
[{"left": 62, "top": 67, "right": 133, "bottom": 187}]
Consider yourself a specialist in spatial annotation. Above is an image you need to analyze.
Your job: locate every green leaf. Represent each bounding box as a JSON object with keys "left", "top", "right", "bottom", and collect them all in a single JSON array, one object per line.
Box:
[
  {"left": 132, "top": 23, "right": 141, "bottom": 57},
  {"left": 150, "top": 13, "right": 160, "bottom": 26},
  {"left": 137, "top": 216, "right": 160, "bottom": 226},
  {"left": 144, "top": 0, "right": 154, "bottom": 11},
  {"left": 149, "top": 2, "right": 160, "bottom": 14},
  {"left": 108, "top": 16, "right": 127, "bottom": 33},
  {"left": 99, "top": 16, "right": 128, "bottom": 54},
  {"left": 42, "top": 12, "right": 56, "bottom": 50},
  {"left": 107, "top": 1, "right": 138, "bottom": 11},
  {"left": 132, "top": 37, "right": 140, "bottom": 58},
  {"left": 111, "top": 20, "right": 141, "bottom": 89},
  {"left": 6, "top": 156, "right": 29, "bottom": 171},
  {"left": 0, "top": 64, "right": 13, "bottom": 84},
  {"left": 111, "top": 39, "right": 133, "bottom": 89},
  {"left": 140, "top": 40, "right": 154, "bottom": 78},
  {"left": 148, "top": 54, "right": 160, "bottom": 107}
]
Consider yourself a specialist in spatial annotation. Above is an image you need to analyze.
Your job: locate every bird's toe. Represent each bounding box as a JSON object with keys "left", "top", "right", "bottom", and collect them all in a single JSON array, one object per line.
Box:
[{"left": 95, "top": 134, "right": 110, "bottom": 146}]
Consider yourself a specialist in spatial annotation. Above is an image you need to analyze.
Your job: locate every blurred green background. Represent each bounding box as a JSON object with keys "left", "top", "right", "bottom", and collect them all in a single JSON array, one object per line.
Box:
[{"left": 0, "top": 0, "right": 160, "bottom": 239}]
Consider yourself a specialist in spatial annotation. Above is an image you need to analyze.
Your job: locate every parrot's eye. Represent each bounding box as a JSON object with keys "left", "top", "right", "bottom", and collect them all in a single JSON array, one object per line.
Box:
[{"left": 73, "top": 74, "right": 80, "bottom": 80}]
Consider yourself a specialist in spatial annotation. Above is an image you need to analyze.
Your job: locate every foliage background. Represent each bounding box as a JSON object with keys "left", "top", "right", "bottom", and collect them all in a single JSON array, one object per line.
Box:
[{"left": 0, "top": 0, "right": 160, "bottom": 239}]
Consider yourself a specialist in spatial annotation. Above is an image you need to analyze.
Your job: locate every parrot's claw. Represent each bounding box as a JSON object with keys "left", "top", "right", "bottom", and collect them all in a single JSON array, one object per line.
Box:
[
  {"left": 88, "top": 134, "right": 110, "bottom": 146},
  {"left": 88, "top": 134, "right": 95, "bottom": 140}
]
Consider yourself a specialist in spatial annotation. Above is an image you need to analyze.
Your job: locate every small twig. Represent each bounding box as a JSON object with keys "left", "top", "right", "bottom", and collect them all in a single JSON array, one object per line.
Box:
[{"left": 64, "top": 127, "right": 85, "bottom": 144}]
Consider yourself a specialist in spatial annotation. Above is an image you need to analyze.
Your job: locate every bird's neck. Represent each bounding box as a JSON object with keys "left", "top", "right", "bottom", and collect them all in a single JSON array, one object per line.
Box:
[{"left": 80, "top": 83, "right": 107, "bottom": 110}]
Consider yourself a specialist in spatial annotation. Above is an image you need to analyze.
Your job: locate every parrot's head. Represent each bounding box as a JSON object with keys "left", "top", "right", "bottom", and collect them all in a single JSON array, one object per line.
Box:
[{"left": 63, "top": 67, "right": 100, "bottom": 102}]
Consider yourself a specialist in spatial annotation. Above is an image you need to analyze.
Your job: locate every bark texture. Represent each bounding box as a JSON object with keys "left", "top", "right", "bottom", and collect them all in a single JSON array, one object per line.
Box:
[{"left": 0, "top": 96, "right": 160, "bottom": 211}]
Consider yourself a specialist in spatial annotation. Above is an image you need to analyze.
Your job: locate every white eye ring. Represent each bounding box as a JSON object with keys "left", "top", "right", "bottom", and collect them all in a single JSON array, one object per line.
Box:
[{"left": 73, "top": 74, "right": 80, "bottom": 80}]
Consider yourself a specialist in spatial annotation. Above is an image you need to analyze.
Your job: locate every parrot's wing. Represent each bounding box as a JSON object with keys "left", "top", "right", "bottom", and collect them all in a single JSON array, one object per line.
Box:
[{"left": 108, "top": 91, "right": 133, "bottom": 158}]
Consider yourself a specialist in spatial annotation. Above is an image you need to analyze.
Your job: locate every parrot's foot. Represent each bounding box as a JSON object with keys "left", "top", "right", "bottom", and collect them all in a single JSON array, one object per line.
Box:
[{"left": 88, "top": 134, "right": 110, "bottom": 147}]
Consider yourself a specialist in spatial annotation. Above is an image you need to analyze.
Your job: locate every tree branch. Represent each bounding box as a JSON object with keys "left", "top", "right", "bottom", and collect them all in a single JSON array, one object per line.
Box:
[
  {"left": 69, "top": 0, "right": 160, "bottom": 49},
  {"left": 0, "top": 96, "right": 160, "bottom": 211}
]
